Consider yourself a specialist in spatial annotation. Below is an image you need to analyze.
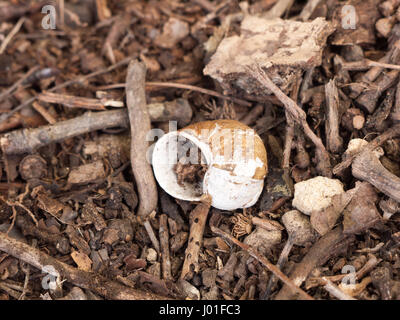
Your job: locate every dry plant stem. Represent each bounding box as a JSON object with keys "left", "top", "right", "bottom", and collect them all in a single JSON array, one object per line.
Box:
[
  {"left": 0, "top": 66, "right": 39, "bottom": 103},
  {"left": 0, "top": 232, "right": 170, "bottom": 300},
  {"left": 211, "top": 226, "right": 313, "bottom": 300},
  {"left": 275, "top": 226, "right": 354, "bottom": 300},
  {"left": 180, "top": 195, "right": 212, "bottom": 281},
  {"left": 250, "top": 65, "right": 331, "bottom": 177},
  {"left": 333, "top": 124, "right": 400, "bottom": 175},
  {"left": 299, "top": 0, "right": 322, "bottom": 21},
  {"left": 352, "top": 150, "right": 400, "bottom": 202},
  {"left": 144, "top": 220, "right": 160, "bottom": 253},
  {"left": 0, "top": 110, "right": 128, "bottom": 155},
  {"left": 325, "top": 80, "right": 343, "bottom": 153},
  {"left": 32, "top": 101, "right": 57, "bottom": 124},
  {"left": 263, "top": 236, "right": 294, "bottom": 299},
  {"left": 323, "top": 278, "right": 356, "bottom": 300},
  {"left": 125, "top": 60, "right": 158, "bottom": 218},
  {"left": 99, "top": 82, "right": 251, "bottom": 107},
  {"left": 0, "top": 104, "right": 192, "bottom": 156},
  {"left": 282, "top": 118, "right": 295, "bottom": 170},
  {"left": 102, "top": 14, "right": 130, "bottom": 62},
  {"left": 393, "top": 80, "right": 400, "bottom": 122},
  {"left": 0, "top": 57, "right": 132, "bottom": 125},
  {"left": 38, "top": 92, "right": 107, "bottom": 110},
  {"left": 193, "top": 0, "right": 215, "bottom": 11},
  {"left": 264, "top": 0, "right": 295, "bottom": 18},
  {"left": 159, "top": 214, "right": 172, "bottom": 281},
  {"left": 0, "top": 17, "right": 25, "bottom": 54},
  {"left": 342, "top": 59, "right": 400, "bottom": 71}
]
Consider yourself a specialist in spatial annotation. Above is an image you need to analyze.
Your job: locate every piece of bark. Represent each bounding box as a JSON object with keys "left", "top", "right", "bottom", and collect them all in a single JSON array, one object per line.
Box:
[
  {"left": 67, "top": 161, "right": 105, "bottom": 185},
  {"left": 159, "top": 214, "right": 172, "bottom": 281},
  {"left": 180, "top": 195, "right": 211, "bottom": 281},
  {"left": 342, "top": 182, "right": 382, "bottom": 235},
  {"left": 325, "top": 79, "right": 343, "bottom": 153},
  {"left": 310, "top": 187, "right": 357, "bottom": 236},
  {"left": 125, "top": 60, "right": 157, "bottom": 218},
  {"left": 81, "top": 199, "right": 107, "bottom": 231},
  {"left": 204, "top": 16, "right": 335, "bottom": 96}
]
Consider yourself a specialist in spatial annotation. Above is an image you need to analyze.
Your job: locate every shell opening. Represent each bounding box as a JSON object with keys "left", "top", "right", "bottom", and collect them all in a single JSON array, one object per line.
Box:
[{"left": 152, "top": 131, "right": 211, "bottom": 202}]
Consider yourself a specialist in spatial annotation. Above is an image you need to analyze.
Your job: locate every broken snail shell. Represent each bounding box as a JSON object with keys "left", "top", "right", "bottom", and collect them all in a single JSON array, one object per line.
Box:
[{"left": 152, "top": 120, "right": 268, "bottom": 210}]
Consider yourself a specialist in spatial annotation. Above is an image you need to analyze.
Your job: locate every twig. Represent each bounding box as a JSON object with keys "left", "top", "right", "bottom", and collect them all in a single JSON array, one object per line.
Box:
[
  {"left": 0, "top": 17, "right": 25, "bottom": 54},
  {"left": 38, "top": 92, "right": 107, "bottom": 110},
  {"left": 143, "top": 219, "right": 160, "bottom": 253},
  {"left": 333, "top": 124, "right": 400, "bottom": 175},
  {"left": 125, "top": 60, "right": 158, "bottom": 218},
  {"left": 211, "top": 226, "right": 314, "bottom": 300},
  {"left": 263, "top": 0, "right": 294, "bottom": 18},
  {"left": 263, "top": 235, "right": 294, "bottom": 299},
  {"left": 0, "top": 57, "right": 132, "bottom": 126},
  {"left": 96, "top": 82, "right": 252, "bottom": 107},
  {"left": 159, "top": 214, "right": 172, "bottom": 281},
  {"left": 0, "top": 232, "right": 171, "bottom": 300},
  {"left": 352, "top": 148, "right": 400, "bottom": 202},
  {"left": 325, "top": 79, "right": 343, "bottom": 153},
  {"left": 392, "top": 80, "right": 400, "bottom": 122},
  {"left": 193, "top": 0, "right": 215, "bottom": 12},
  {"left": 306, "top": 254, "right": 381, "bottom": 289},
  {"left": 0, "top": 110, "right": 129, "bottom": 155},
  {"left": 181, "top": 195, "right": 212, "bottom": 281},
  {"left": 32, "top": 101, "right": 57, "bottom": 124},
  {"left": 342, "top": 59, "right": 400, "bottom": 71},
  {"left": 1, "top": 102, "right": 193, "bottom": 156},
  {"left": 299, "top": 0, "right": 322, "bottom": 21},
  {"left": 0, "top": 66, "right": 40, "bottom": 104},
  {"left": 249, "top": 64, "right": 332, "bottom": 177},
  {"left": 102, "top": 14, "right": 131, "bottom": 64},
  {"left": 274, "top": 226, "right": 354, "bottom": 300},
  {"left": 0, "top": 195, "right": 38, "bottom": 227},
  {"left": 19, "top": 240, "right": 36, "bottom": 300},
  {"left": 323, "top": 278, "right": 357, "bottom": 300}
]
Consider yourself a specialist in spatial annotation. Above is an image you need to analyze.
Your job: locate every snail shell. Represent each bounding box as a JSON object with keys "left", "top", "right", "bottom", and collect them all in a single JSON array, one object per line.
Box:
[{"left": 152, "top": 120, "right": 268, "bottom": 210}]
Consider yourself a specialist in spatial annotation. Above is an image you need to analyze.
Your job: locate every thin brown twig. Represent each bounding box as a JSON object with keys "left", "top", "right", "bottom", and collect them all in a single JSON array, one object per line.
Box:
[
  {"left": 0, "top": 17, "right": 25, "bottom": 54},
  {"left": 249, "top": 64, "right": 332, "bottom": 177},
  {"left": 0, "top": 66, "right": 40, "bottom": 104},
  {"left": 95, "top": 82, "right": 252, "bottom": 106},
  {"left": 0, "top": 57, "right": 132, "bottom": 126},
  {"left": 211, "top": 226, "right": 314, "bottom": 300},
  {"left": 125, "top": 60, "right": 158, "bottom": 218},
  {"left": 0, "top": 195, "right": 38, "bottom": 227}
]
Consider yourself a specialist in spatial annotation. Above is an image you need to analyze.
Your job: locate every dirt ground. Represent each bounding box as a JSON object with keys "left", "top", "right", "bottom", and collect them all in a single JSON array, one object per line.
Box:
[{"left": 0, "top": 0, "right": 400, "bottom": 300}]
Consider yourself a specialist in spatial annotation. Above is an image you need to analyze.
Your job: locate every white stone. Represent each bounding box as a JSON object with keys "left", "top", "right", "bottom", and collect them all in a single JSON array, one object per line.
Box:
[
  {"left": 345, "top": 138, "right": 384, "bottom": 158},
  {"left": 146, "top": 248, "right": 158, "bottom": 263},
  {"left": 292, "top": 176, "right": 344, "bottom": 215}
]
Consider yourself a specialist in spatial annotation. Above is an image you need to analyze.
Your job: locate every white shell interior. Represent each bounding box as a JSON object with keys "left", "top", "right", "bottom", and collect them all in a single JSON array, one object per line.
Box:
[{"left": 152, "top": 131, "right": 264, "bottom": 210}]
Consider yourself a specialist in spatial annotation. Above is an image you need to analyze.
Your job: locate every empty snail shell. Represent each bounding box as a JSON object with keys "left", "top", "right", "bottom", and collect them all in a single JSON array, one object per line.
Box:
[{"left": 152, "top": 120, "right": 268, "bottom": 210}]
